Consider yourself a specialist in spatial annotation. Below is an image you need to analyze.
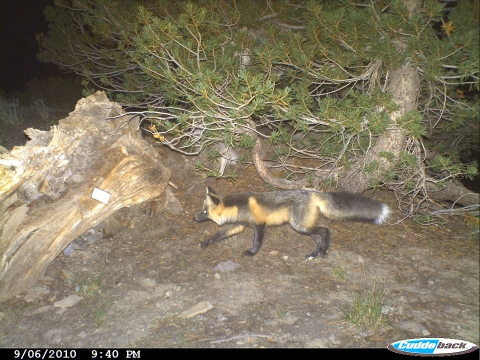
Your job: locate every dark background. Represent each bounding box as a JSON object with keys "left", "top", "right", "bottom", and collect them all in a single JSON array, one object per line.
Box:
[
  {"left": 0, "top": 0, "right": 63, "bottom": 93},
  {"left": 0, "top": 0, "right": 461, "bottom": 95}
]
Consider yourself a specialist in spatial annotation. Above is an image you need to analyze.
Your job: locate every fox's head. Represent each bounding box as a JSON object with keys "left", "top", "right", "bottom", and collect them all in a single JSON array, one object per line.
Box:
[{"left": 194, "top": 186, "right": 223, "bottom": 224}]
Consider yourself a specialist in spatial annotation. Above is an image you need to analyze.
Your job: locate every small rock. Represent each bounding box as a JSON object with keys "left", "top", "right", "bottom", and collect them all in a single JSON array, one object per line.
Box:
[
  {"left": 397, "top": 321, "right": 429, "bottom": 335},
  {"left": 53, "top": 294, "right": 83, "bottom": 308},
  {"left": 217, "top": 315, "right": 228, "bottom": 322},
  {"left": 63, "top": 244, "right": 73, "bottom": 256},
  {"left": 306, "top": 339, "right": 330, "bottom": 348},
  {"left": 214, "top": 260, "right": 240, "bottom": 272},
  {"left": 34, "top": 305, "right": 53, "bottom": 314},
  {"left": 165, "top": 188, "right": 183, "bottom": 215},
  {"left": 329, "top": 335, "right": 340, "bottom": 345},
  {"left": 24, "top": 286, "right": 50, "bottom": 302},
  {"left": 178, "top": 301, "right": 213, "bottom": 319},
  {"left": 142, "top": 278, "right": 156, "bottom": 288},
  {"left": 381, "top": 305, "right": 394, "bottom": 315},
  {"left": 44, "top": 329, "right": 62, "bottom": 344}
]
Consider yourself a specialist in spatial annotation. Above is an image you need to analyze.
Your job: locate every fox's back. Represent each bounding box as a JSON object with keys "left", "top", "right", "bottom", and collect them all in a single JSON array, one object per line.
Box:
[
  {"left": 221, "top": 190, "right": 388, "bottom": 225},
  {"left": 223, "top": 190, "right": 310, "bottom": 208},
  {"left": 222, "top": 190, "right": 314, "bottom": 226}
]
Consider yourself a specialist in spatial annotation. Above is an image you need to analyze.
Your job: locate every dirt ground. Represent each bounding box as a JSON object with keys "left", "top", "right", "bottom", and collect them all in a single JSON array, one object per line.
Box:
[{"left": 0, "top": 116, "right": 479, "bottom": 349}]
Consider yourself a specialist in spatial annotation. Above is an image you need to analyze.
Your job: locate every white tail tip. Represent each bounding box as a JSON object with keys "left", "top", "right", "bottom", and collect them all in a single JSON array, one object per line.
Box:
[{"left": 374, "top": 204, "right": 390, "bottom": 224}]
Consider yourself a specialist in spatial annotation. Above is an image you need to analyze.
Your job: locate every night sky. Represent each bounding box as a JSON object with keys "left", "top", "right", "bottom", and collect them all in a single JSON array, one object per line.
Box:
[{"left": 0, "top": 0, "right": 63, "bottom": 93}]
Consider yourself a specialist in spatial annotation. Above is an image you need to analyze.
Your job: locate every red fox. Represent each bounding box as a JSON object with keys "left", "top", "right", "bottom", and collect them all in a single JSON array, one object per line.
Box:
[{"left": 194, "top": 186, "right": 389, "bottom": 259}]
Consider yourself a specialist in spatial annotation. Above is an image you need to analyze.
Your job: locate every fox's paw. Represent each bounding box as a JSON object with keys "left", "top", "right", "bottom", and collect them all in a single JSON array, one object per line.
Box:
[
  {"left": 244, "top": 250, "right": 256, "bottom": 257},
  {"left": 305, "top": 252, "right": 326, "bottom": 260},
  {"left": 199, "top": 241, "right": 210, "bottom": 248}
]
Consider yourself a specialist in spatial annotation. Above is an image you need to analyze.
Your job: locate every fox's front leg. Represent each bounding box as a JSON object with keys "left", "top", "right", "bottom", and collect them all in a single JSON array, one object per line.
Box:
[
  {"left": 199, "top": 225, "right": 245, "bottom": 248},
  {"left": 244, "top": 224, "right": 267, "bottom": 256}
]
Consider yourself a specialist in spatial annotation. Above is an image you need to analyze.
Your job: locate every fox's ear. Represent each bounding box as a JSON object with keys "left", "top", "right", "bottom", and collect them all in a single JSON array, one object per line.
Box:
[
  {"left": 206, "top": 187, "right": 221, "bottom": 205},
  {"left": 206, "top": 186, "right": 217, "bottom": 195}
]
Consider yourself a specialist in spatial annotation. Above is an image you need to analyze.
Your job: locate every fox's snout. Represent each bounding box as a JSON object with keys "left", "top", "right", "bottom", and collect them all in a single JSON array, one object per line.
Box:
[{"left": 194, "top": 210, "right": 210, "bottom": 222}]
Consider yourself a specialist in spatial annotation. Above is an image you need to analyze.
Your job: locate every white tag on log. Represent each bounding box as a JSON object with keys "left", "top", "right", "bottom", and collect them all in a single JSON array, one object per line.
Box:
[{"left": 91, "top": 187, "right": 111, "bottom": 204}]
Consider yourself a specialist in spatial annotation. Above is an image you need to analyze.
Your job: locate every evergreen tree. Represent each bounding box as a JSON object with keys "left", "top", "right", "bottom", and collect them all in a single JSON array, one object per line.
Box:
[{"left": 37, "top": 0, "right": 479, "bottom": 221}]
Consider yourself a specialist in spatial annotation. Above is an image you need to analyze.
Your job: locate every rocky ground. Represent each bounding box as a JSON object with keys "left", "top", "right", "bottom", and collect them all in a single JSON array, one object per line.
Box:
[
  {"left": 0, "top": 142, "right": 478, "bottom": 349},
  {"left": 0, "top": 104, "right": 478, "bottom": 350}
]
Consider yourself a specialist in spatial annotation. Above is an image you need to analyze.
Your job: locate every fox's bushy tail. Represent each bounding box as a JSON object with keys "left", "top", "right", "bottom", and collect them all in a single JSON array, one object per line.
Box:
[{"left": 320, "top": 192, "right": 389, "bottom": 224}]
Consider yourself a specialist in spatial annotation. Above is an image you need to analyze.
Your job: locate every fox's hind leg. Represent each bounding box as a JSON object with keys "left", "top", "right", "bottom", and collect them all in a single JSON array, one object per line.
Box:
[{"left": 306, "top": 227, "right": 331, "bottom": 260}]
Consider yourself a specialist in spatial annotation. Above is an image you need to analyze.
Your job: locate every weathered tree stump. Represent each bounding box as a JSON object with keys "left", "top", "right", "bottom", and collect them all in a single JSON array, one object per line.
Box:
[{"left": 0, "top": 91, "right": 170, "bottom": 301}]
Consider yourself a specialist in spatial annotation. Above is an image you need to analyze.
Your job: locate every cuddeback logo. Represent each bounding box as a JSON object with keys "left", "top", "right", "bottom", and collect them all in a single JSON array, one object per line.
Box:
[{"left": 388, "top": 338, "right": 478, "bottom": 356}]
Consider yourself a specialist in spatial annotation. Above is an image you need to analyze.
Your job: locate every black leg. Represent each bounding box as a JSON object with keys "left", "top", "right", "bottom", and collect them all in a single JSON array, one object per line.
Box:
[
  {"left": 306, "top": 227, "right": 331, "bottom": 260},
  {"left": 244, "top": 224, "right": 267, "bottom": 256},
  {"left": 200, "top": 225, "right": 245, "bottom": 248}
]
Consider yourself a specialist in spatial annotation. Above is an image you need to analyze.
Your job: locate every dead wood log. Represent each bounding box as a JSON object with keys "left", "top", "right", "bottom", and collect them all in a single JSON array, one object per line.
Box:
[
  {"left": 0, "top": 91, "right": 170, "bottom": 301},
  {"left": 426, "top": 180, "right": 480, "bottom": 208}
]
